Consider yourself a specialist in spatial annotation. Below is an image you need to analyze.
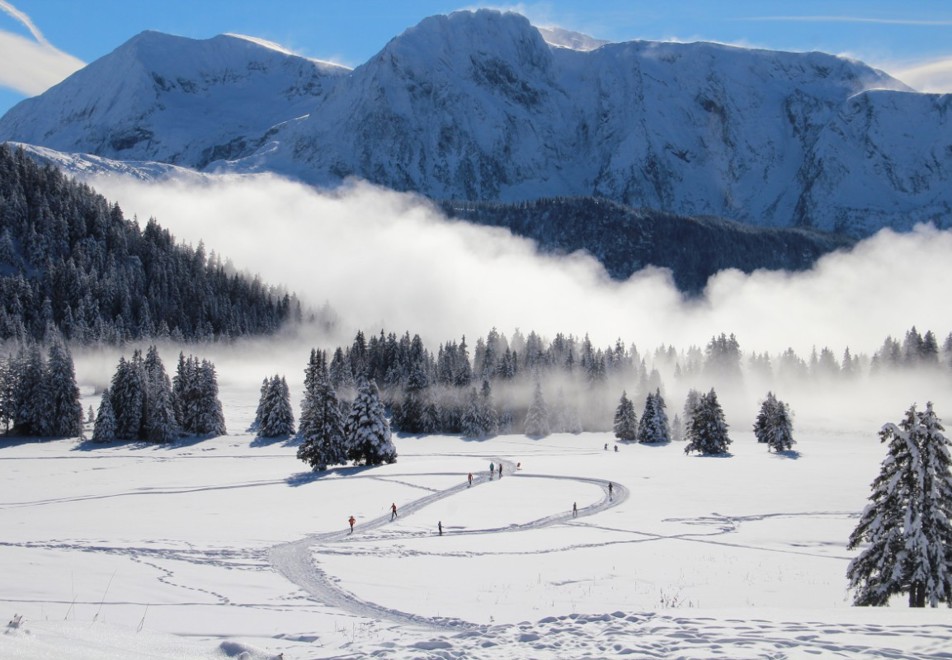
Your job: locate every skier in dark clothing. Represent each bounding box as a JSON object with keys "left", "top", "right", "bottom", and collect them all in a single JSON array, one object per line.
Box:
[
  {"left": 608, "top": 482, "right": 614, "bottom": 501},
  {"left": 489, "top": 462, "right": 494, "bottom": 480},
  {"left": 348, "top": 516, "right": 356, "bottom": 533},
  {"left": 468, "top": 473, "right": 473, "bottom": 487},
  {"left": 391, "top": 503, "right": 398, "bottom": 520},
  {"left": 572, "top": 502, "right": 578, "bottom": 518},
  {"left": 438, "top": 521, "right": 443, "bottom": 536},
  {"left": 498, "top": 464, "right": 503, "bottom": 478}
]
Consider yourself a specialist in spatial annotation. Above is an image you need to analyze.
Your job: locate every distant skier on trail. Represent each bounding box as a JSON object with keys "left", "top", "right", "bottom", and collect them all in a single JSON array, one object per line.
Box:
[
  {"left": 498, "top": 464, "right": 503, "bottom": 478},
  {"left": 608, "top": 482, "right": 614, "bottom": 501},
  {"left": 572, "top": 502, "right": 578, "bottom": 518},
  {"left": 438, "top": 521, "right": 443, "bottom": 536},
  {"left": 391, "top": 502, "right": 398, "bottom": 520},
  {"left": 468, "top": 472, "right": 473, "bottom": 487},
  {"left": 489, "top": 462, "right": 494, "bottom": 480},
  {"left": 348, "top": 515, "right": 355, "bottom": 533}
]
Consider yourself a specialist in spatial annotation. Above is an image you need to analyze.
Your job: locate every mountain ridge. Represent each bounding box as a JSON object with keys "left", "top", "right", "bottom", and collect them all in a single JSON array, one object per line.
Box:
[{"left": 2, "top": 10, "right": 950, "bottom": 239}]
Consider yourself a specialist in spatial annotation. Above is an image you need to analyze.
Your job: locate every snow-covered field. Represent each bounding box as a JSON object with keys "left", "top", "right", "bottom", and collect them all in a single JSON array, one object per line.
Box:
[{"left": 3, "top": 381, "right": 952, "bottom": 659}]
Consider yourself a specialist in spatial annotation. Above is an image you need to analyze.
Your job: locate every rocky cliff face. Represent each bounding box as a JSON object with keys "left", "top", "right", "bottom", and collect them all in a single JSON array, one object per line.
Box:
[{"left": 3, "top": 10, "right": 950, "bottom": 236}]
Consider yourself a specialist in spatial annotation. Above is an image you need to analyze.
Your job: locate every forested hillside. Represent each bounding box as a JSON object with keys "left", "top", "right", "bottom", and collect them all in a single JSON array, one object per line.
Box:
[
  {"left": 443, "top": 198, "right": 855, "bottom": 292},
  {"left": 0, "top": 144, "right": 301, "bottom": 342}
]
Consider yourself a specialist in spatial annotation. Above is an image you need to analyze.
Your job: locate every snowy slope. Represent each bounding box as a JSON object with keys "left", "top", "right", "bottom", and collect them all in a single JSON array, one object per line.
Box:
[
  {"left": 3, "top": 360, "right": 952, "bottom": 659},
  {"left": 3, "top": 10, "right": 951, "bottom": 235}
]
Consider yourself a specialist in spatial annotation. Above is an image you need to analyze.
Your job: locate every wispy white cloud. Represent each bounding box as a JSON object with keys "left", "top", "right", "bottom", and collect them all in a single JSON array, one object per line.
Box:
[
  {"left": 0, "top": 1, "right": 84, "bottom": 97},
  {"left": 889, "top": 56, "right": 952, "bottom": 93},
  {"left": 0, "top": 0, "right": 46, "bottom": 43}
]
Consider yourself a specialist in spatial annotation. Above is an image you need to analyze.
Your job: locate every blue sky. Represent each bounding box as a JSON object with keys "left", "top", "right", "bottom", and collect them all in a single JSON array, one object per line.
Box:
[{"left": 2, "top": 0, "right": 951, "bottom": 116}]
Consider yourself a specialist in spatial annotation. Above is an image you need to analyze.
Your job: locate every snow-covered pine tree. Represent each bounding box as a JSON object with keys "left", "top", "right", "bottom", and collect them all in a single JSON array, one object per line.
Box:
[
  {"left": 44, "top": 338, "right": 83, "bottom": 437},
  {"left": 172, "top": 354, "right": 225, "bottom": 436},
  {"left": 684, "top": 388, "right": 732, "bottom": 455},
  {"left": 345, "top": 378, "right": 396, "bottom": 466},
  {"left": 11, "top": 343, "right": 50, "bottom": 436},
  {"left": 195, "top": 359, "right": 226, "bottom": 435},
  {"left": 637, "top": 392, "right": 656, "bottom": 443},
  {"left": 143, "top": 345, "right": 178, "bottom": 443},
  {"left": 250, "top": 377, "right": 269, "bottom": 432},
  {"left": 754, "top": 392, "right": 796, "bottom": 452},
  {"left": 682, "top": 388, "right": 701, "bottom": 446},
  {"left": 110, "top": 354, "right": 144, "bottom": 440},
  {"left": 847, "top": 402, "right": 952, "bottom": 607},
  {"left": 524, "top": 379, "right": 550, "bottom": 437},
  {"left": 91, "top": 388, "right": 117, "bottom": 443},
  {"left": 638, "top": 389, "right": 670, "bottom": 443},
  {"left": 298, "top": 349, "right": 348, "bottom": 470},
  {"left": 613, "top": 390, "right": 637, "bottom": 442},
  {"left": 259, "top": 375, "right": 295, "bottom": 437}
]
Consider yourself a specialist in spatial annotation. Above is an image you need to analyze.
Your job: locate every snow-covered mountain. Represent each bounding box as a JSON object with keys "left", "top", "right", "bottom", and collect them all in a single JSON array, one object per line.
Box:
[
  {"left": 2, "top": 9, "right": 951, "bottom": 235},
  {"left": 0, "top": 31, "right": 347, "bottom": 169}
]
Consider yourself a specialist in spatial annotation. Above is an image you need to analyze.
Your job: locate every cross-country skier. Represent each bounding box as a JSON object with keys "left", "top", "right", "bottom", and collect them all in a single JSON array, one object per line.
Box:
[
  {"left": 348, "top": 516, "right": 356, "bottom": 533},
  {"left": 391, "top": 503, "right": 398, "bottom": 520}
]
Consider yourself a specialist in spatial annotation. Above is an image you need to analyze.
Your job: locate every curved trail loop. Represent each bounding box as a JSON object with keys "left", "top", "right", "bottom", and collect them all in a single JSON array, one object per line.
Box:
[{"left": 268, "top": 458, "right": 628, "bottom": 631}]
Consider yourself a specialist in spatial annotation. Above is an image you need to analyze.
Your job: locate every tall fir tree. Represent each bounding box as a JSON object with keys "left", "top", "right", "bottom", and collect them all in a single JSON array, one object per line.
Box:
[
  {"left": 91, "top": 388, "right": 117, "bottom": 443},
  {"left": 44, "top": 338, "right": 83, "bottom": 437},
  {"left": 524, "top": 379, "right": 550, "bottom": 437},
  {"left": 143, "top": 345, "right": 178, "bottom": 443},
  {"left": 848, "top": 402, "right": 952, "bottom": 607},
  {"left": 298, "top": 349, "right": 348, "bottom": 470},
  {"left": 110, "top": 354, "right": 144, "bottom": 440},
  {"left": 345, "top": 378, "right": 397, "bottom": 465},
  {"left": 258, "top": 375, "right": 295, "bottom": 438},
  {"left": 684, "top": 388, "right": 732, "bottom": 455},
  {"left": 613, "top": 390, "right": 638, "bottom": 442}
]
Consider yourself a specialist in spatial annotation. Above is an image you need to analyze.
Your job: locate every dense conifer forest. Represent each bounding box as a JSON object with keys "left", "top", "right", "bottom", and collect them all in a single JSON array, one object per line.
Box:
[{"left": 0, "top": 144, "right": 301, "bottom": 342}]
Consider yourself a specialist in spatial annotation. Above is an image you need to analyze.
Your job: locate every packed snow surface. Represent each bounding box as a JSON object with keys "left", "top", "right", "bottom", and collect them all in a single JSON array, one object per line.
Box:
[{"left": 2, "top": 378, "right": 952, "bottom": 658}]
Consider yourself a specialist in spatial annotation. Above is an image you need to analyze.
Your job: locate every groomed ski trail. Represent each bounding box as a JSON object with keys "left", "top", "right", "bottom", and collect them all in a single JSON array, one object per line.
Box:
[{"left": 268, "top": 458, "right": 628, "bottom": 631}]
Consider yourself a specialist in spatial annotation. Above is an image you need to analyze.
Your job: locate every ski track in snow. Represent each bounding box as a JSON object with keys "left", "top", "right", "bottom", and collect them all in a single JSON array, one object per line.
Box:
[
  {"left": 268, "top": 458, "right": 628, "bottom": 633},
  {"left": 264, "top": 461, "right": 952, "bottom": 659}
]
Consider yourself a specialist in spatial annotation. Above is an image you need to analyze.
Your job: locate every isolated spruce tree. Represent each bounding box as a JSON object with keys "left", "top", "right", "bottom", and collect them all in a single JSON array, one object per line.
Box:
[
  {"left": 91, "top": 388, "right": 117, "bottom": 443},
  {"left": 195, "top": 359, "right": 226, "bottom": 435},
  {"left": 45, "top": 339, "right": 83, "bottom": 437},
  {"left": 524, "top": 379, "right": 550, "bottom": 437},
  {"left": 345, "top": 378, "right": 396, "bottom": 465},
  {"left": 258, "top": 375, "right": 295, "bottom": 438},
  {"left": 298, "top": 350, "right": 348, "bottom": 470},
  {"left": 847, "top": 402, "right": 952, "bottom": 607},
  {"left": 684, "top": 389, "right": 732, "bottom": 455},
  {"left": 753, "top": 392, "right": 795, "bottom": 452},
  {"left": 613, "top": 390, "right": 638, "bottom": 442}
]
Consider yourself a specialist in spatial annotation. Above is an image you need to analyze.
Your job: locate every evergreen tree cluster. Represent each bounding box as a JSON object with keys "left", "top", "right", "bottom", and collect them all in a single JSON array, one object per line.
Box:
[
  {"left": 296, "top": 347, "right": 397, "bottom": 471},
  {"left": 848, "top": 402, "right": 952, "bottom": 607},
  {"left": 637, "top": 389, "right": 670, "bottom": 444},
  {"left": 92, "top": 347, "right": 224, "bottom": 442},
  {"left": 0, "top": 144, "right": 301, "bottom": 342},
  {"left": 0, "top": 337, "right": 82, "bottom": 437}
]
